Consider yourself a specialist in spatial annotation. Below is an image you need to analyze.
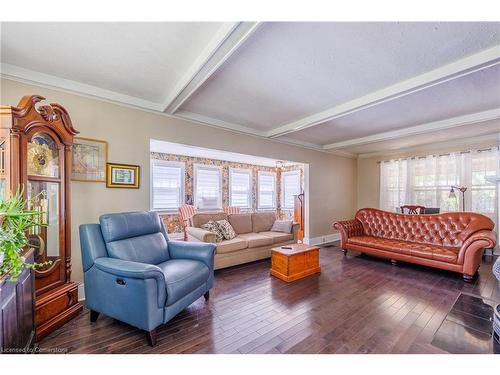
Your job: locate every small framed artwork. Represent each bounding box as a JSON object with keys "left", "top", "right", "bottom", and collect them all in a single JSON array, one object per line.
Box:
[
  {"left": 106, "top": 163, "right": 140, "bottom": 189},
  {"left": 71, "top": 137, "right": 108, "bottom": 182}
]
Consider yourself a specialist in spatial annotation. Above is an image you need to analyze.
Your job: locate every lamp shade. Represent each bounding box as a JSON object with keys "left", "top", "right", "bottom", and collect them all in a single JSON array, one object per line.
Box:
[{"left": 449, "top": 187, "right": 456, "bottom": 199}]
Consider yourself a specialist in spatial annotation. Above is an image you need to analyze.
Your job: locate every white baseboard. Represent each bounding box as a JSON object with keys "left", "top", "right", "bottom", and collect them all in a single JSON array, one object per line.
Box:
[
  {"left": 78, "top": 283, "right": 85, "bottom": 302},
  {"left": 303, "top": 233, "right": 340, "bottom": 246}
]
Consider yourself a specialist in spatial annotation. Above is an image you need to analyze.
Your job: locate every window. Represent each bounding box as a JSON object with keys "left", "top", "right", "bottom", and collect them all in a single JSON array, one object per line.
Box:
[
  {"left": 150, "top": 160, "right": 184, "bottom": 211},
  {"left": 281, "top": 170, "right": 300, "bottom": 210},
  {"left": 194, "top": 164, "right": 222, "bottom": 210},
  {"left": 379, "top": 148, "right": 499, "bottom": 226},
  {"left": 258, "top": 171, "right": 276, "bottom": 209},
  {"left": 229, "top": 168, "right": 252, "bottom": 208},
  {"left": 470, "top": 150, "right": 498, "bottom": 224}
]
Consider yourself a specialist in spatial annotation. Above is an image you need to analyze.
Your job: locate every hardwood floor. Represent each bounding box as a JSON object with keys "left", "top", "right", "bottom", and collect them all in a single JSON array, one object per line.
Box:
[{"left": 37, "top": 245, "right": 500, "bottom": 354}]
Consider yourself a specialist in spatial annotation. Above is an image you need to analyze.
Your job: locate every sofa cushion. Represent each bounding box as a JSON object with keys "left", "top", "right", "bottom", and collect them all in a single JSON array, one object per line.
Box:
[
  {"left": 271, "top": 220, "right": 293, "bottom": 233},
  {"left": 228, "top": 213, "right": 253, "bottom": 234},
  {"left": 259, "top": 231, "right": 294, "bottom": 244},
  {"left": 216, "top": 219, "right": 237, "bottom": 240},
  {"left": 237, "top": 233, "right": 274, "bottom": 248},
  {"left": 201, "top": 220, "right": 224, "bottom": 242},
  {"left": 157, "top": 259, "right": 209, "bottom": 306},
  {"left": 192, "top": 212, "right": 228, "bottom": 228},
  {"left": 348, "top": 236, "right": 458, "bottom": 263},
  {"left": 251, "top": 212, "right": 276, "bottom": 233},
  {"left": 216, "top": 237, "right": 248, "bottom": 254}
]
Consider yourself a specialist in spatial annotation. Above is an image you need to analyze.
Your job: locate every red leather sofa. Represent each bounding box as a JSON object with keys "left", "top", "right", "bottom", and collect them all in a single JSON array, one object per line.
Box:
[{"left": 334, "top": 208, "right": 496, "bottom": 281}]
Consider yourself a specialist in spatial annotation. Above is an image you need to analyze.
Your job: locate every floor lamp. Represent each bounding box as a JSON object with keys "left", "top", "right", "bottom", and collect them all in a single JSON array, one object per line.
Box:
[{"left": 449, "top": 185, "right": 467, "bottom": 211}]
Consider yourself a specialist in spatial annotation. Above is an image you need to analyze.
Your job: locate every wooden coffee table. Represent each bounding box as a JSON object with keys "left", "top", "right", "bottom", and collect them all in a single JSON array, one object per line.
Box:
[{"left": 270, "top": 243, "right": 320, "bottom": 282}]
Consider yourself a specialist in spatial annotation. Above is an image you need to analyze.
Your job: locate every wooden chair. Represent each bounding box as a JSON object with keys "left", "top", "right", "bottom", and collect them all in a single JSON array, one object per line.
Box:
[
  {"left": 223, "top": 206, "right": 241, "bottom": 214},
  {"left": 400, "top": 205, "right": 426, "bottom": 214},
  {"left": 178, "top": 204, "right": 196, "bottom": 241}
]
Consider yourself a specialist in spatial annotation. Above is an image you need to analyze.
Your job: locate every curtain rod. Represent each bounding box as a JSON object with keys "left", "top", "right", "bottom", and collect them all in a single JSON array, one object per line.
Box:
[{"left": 376, "top": 146, "right": 498, "bottom": 164}]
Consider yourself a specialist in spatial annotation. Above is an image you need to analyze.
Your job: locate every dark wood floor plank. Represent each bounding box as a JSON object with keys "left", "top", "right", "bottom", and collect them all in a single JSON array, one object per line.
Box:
[{"left": 38, "top": 247, "right": 499, "bottom": 354}]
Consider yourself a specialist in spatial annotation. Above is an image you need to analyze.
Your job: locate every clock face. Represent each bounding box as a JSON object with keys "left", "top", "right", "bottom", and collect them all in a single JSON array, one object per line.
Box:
[{"left": 28, "top": 133, "right": 60, "bottom": 177}]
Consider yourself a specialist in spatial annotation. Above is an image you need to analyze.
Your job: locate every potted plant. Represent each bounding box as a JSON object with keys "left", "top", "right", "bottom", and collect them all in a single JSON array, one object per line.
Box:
[{"left": 0, "top": 190, "right": 49, "bottom": 282}]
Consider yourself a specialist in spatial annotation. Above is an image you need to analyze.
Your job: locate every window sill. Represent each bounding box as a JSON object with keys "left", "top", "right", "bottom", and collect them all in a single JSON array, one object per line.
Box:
[{"left": 151, "top": 209, "right": 179, "bottom": 215}]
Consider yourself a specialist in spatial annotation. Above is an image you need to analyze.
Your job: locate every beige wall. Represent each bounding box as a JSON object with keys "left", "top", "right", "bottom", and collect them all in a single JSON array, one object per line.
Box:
[
  {"left": 357, "top": 136, "right": 499, "bottom": 210},
  {"left": 1, "top": 78, "right": 357, "bottom": 284}
]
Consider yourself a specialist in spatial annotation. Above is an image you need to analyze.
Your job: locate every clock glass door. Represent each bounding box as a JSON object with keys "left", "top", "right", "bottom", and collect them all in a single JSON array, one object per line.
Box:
[
  {"left": 25, "top": 131, "right": 64, "bottom": 290},
  {"left": 27, "top": 180, "right": 60, "bottom": 267}
]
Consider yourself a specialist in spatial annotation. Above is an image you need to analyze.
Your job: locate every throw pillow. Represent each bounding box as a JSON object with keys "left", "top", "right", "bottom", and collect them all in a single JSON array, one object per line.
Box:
[
  {"left": 216, "top": 219, "right": 237, "bottom": 240},
  {"left": 201, "top": 220, "right": 225, "bottom": 243},
  {"left": 271, "top": 220, "right": 293, "bottom": 233}
]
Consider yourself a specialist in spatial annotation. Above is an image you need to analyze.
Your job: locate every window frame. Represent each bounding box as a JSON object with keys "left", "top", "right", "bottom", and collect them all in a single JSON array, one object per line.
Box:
[
  {"left": 193, "top": 163, "right": 223, "bottom": 211},
  {"left": 281, "top": 170, "right": 301, "bottom": 210},
  {"left": 150, "top": 159, "right": 185, "bottom": 213},
  {"left": 257, "top": 170, "right": 277, "bottom": 210},
  {"left": 229, "top": 167, "right": 252, "bottom": 209}
]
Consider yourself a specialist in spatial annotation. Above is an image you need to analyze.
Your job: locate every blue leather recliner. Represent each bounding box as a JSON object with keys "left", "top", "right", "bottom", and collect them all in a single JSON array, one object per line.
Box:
[{"left": 79, "top": 211, "right": 216, "bottom": 346}]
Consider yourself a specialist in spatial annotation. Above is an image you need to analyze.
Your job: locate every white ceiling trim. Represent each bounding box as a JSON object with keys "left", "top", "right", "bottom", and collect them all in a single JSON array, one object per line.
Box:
[
  {"left": 266, "top": 44, "right": 500, "bottom": 138},
  {"left": 323, "top": 108, "right": 500, "bottom": 150},
  {"left": 175, "top": 109, "right": 265, "bottom": 136},
  {"left": 162, "top": 22, "right": 262, "bottom": 114},
  {"left": 0, "top": 63, "right": 163, "bottom": 111},
  {"left": 174, "top": 110, "right": 353, "bottom": 157}
]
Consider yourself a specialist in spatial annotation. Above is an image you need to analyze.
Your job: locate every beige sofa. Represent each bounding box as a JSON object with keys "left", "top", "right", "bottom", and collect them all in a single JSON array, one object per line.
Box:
[{"left": 187, "top": 212, "right": 298, "bottom": 270}]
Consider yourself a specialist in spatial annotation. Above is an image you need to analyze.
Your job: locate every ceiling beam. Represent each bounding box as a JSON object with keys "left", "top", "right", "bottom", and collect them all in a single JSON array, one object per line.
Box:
[
  {"left": 174, "top": 110, "right": 350, "bottom": 156},
  {"left": 162, "top": 22, "right": 262, "bottom": 114},
  {"left": 266, "top": 44, "right": 500, "bottom": 138},
  {"left": 322, "top": 108, "right": 500, "bottom": 150}
]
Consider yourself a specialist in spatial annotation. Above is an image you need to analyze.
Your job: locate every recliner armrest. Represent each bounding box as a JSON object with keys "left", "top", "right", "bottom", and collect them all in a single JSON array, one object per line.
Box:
[
  {"left": 168, "top": 240, "right": 216, "bottom": 269},
  {"left": 94, "top": 257, "right": 165, "bottom": 284}
]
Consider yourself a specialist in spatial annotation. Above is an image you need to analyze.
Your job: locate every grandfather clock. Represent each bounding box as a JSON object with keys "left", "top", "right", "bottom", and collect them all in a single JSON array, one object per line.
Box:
[{"left": 0, "top": 95, "right": 82, "bottom": 340}]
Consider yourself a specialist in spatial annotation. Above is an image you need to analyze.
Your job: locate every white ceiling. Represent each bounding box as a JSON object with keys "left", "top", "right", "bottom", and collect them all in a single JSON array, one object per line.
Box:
[{"left": 1, "top": 22, "right": 500, "bottom": 157}]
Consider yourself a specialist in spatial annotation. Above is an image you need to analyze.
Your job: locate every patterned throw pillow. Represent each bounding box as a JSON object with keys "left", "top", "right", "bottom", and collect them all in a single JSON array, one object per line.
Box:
[
  {"left": 201, "top": 220, "right": 225, "bottom": 243},
  {"left": 216, "top": 219, "right": 237, "bottom": 240}
]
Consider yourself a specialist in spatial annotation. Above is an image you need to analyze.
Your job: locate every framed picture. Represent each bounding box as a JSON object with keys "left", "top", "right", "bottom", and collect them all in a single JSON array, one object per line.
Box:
[
  {"left": 71, "top": 137, "right": 108, "bottom": 182},
  {"left": 106, "top": 163, "right": 140, "bottom": 189}
]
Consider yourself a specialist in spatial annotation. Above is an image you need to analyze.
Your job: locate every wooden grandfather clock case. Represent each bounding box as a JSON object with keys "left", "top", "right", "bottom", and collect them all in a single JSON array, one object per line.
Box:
[{"left": 0, "top": 95, "right": 82, "bottom": 340}]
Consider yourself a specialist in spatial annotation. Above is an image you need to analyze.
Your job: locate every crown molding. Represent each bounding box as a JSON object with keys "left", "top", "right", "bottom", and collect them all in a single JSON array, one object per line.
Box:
[
  {"left": 357, "top": 133, "right": 500, "bottom": 159},
  {"left": 266, "top": 44, "right": 500, "bottom": 138},
  {"left": 0, "top": 63, "right": 163, "bottom": 112},
  {"left": 323, "top": 108, "right": 500, "bottom": 151},
  {"left": 162, "top": 22, "right": 262, "bottom": 114},
  {"left": 175, "top": 110, "right": 266, "bottom": 136}
]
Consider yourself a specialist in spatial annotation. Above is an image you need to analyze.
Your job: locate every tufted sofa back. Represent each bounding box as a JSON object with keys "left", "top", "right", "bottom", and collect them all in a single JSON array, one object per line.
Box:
[{"left": 355, "top": 208, "right": 495, "bottom": 248}]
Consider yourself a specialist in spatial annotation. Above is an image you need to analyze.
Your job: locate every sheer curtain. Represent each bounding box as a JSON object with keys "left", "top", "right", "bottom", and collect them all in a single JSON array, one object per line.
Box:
[{"left": 379, "top": 147, "right": 499, "bottom": 226}]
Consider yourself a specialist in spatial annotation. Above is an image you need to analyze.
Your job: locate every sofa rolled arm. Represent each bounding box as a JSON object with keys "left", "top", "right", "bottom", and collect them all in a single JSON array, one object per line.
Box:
[
  {"left": 458, "top": 230, "right": 497, "bottom": 266},
  {"left": 187, "top": 227, "right": 216, "bottom": 243},
  {"left": 333, "top": 219, "right": 365, "bottom": 249},
  {"left": 168, "top": 240, "right": 216, "bottom": 270}
]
